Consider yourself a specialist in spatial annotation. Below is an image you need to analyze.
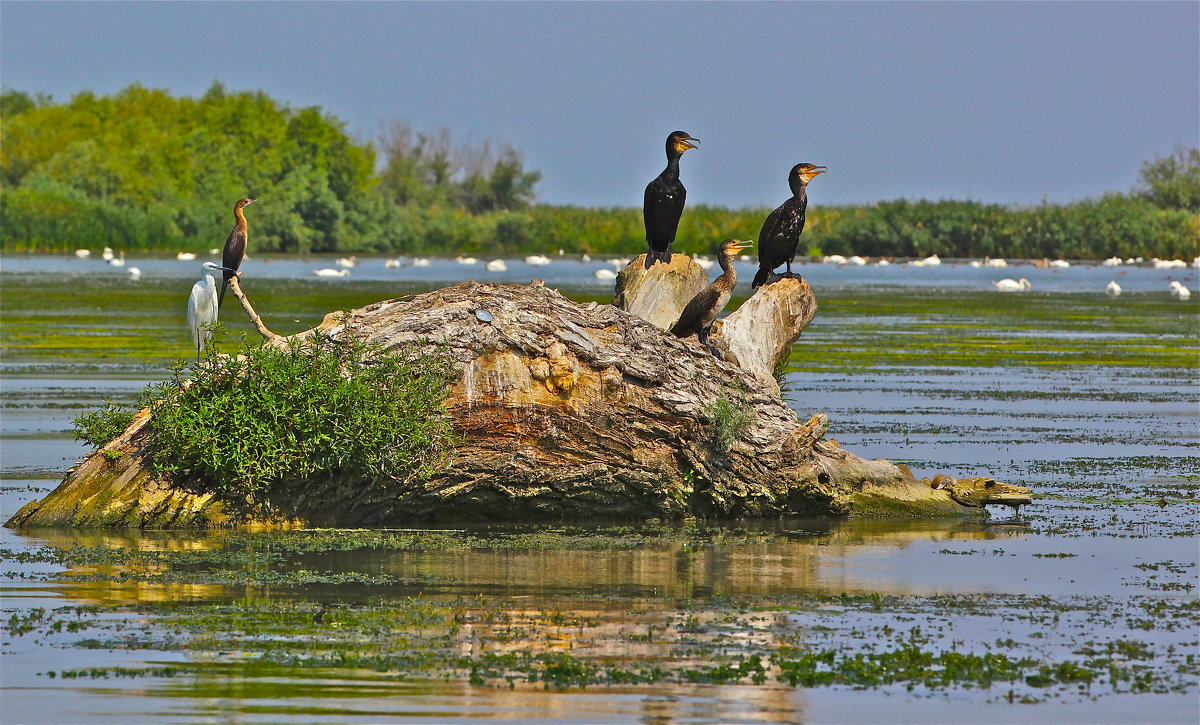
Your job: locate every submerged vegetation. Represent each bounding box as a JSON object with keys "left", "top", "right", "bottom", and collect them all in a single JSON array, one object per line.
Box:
[
  {"left": 72, "top": 332, "right": 458, "bottom": 514},
  {"left": 2, "top": 85, "right": 1196, "bottom": 258}
]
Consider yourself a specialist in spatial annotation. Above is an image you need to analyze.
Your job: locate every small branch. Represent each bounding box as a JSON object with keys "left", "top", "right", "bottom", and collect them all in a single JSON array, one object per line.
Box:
[{"left": 228, "top": 276, "right": 281, "bottom": 342}]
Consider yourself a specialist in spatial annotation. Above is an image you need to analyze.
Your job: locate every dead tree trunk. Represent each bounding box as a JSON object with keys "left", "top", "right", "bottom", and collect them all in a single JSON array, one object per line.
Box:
[{"left": 8, "top": 267, "right": 981, "bottom": 528}]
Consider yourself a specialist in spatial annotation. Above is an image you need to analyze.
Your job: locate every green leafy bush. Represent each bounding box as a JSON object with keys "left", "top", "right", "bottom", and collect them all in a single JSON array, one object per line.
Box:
[
  {"left": 145, "top": 333, "right": 458, "bottom": 511},
  {"left": 73, "top": 400, "right": 137, "bottom": 448}
]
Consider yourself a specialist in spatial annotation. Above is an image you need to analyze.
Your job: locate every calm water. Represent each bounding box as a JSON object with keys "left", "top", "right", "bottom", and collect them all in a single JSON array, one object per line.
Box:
[{"left": 1, "top": 255, "right": 1197, "bottom": 723}]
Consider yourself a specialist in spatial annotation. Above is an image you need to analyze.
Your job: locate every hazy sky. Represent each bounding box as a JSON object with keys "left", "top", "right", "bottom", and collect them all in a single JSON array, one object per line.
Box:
[{"left": 2, "top": 1, "right": 1197, "bottom": 208}]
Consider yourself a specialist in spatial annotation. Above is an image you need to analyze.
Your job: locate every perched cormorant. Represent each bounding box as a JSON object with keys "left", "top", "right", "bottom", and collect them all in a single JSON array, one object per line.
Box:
[
  {"left": 219, "top": 198, "right": 256, "bottom": 306},
  {"left": 751, "top": 163, "right": 826, "bottom": 288},
  {"left": 670, "top": 239, "right": 754, "bottom": 357},
  {"left": 643, "top": 131, "right": 699, "bottom": 269}
]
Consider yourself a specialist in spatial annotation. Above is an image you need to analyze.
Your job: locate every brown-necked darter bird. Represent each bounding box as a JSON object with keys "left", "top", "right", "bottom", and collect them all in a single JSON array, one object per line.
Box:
[{"left": 219, "top": 198, "right": 256, "bottom": 306}]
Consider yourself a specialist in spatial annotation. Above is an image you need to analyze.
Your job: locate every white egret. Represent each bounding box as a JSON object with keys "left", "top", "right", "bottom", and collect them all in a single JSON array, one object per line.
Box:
[
  {"left": 187, "top": 262, "right": 228, "bottom": 362},
  {"left": 1106, "top": 281, "right": 1121, "bottom": 296},
  {"left": 993, "top": 278, "right": 1031, "bottom": 292},
  {"left": 580, "top": 254, "right": 592, "bottom": 263}
]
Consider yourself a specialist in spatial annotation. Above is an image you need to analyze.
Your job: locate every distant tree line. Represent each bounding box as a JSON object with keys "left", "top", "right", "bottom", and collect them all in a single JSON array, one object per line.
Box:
[{"left": 1, "top": 85, "right": 1196, "bottom": 259}]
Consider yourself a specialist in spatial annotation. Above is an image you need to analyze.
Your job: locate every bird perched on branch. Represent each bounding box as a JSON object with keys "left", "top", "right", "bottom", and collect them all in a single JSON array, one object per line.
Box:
[
  {"left": 752, "top": 163, "right": 827, "bottom": 288},
  {"left": 219, "top": 198, "right": 256, "bottom": 306},
  {"left": 671, "top": 239, "right": 754, "bottom": 358},
  {"left": 643, "top": 131, "right": 699, "bottom": 268},
  {"left": 188, "top": 261, "right": 239, "bottom": 362}
]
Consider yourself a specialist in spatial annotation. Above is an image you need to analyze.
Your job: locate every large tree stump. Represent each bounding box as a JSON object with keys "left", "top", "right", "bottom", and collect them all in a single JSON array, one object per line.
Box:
[
  {"left": 612, "top": 253, "right": 708, "bottom": 330},
  {"left": 7, "top": 275, "right": 994, "bottom": 529}
]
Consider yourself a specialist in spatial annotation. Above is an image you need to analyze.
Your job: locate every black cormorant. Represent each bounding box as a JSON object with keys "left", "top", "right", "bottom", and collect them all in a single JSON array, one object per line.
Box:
[
  {"left": 751, "top": 163, "right": 826, "bottom": 288},
  {"left": 219, "top": 198, "right": 256, "bottom": 306},
  {"left": 670, "top": 239, "right": 754, "bottom": 357},
  {"left": 643, "top": 131, "right": 699, "bottom": 268}
]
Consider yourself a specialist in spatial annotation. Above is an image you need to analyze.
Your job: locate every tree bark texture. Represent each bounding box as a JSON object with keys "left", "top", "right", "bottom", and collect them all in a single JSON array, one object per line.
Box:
[{"left": 8, "top": 263, "right": 980, "bottom": 528}]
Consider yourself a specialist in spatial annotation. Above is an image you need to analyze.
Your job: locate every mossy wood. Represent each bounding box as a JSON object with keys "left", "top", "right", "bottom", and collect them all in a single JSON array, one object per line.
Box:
[{"left": 7, "top": 258, "right": 1028, "bottom": 528}]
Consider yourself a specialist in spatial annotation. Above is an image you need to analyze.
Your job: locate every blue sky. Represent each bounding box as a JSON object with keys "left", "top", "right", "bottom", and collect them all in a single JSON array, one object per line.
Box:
[{"left": 2, "top": 1, "right": 1197, "bottom": 208}]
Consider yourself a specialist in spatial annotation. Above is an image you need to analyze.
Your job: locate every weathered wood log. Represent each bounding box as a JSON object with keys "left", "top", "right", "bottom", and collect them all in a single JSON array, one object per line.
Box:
[
  {"left": 613, "top": 253, "right": 708, "bottom": 330},
  {"left": 8, "top": 276, "right": 998, "bottom": 529}
]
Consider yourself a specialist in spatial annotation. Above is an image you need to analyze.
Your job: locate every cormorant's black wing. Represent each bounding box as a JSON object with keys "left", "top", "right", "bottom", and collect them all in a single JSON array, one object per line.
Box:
[
  {"left": 671, "top": 285, "right": 720, "bottom": 338},
  {"left": 644, "top": 175, "right": 686, "bottom": 250},
  {"left": 757, "top": 197, "right": 806, "bottom": 271},
  {"left": 219, "top": 226, "right": 246, "bottom": 306}
]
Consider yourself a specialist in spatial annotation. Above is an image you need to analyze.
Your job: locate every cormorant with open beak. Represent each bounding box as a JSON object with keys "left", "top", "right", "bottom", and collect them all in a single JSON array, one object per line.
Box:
[
  {"left": 219, "top": 198, "right": 256, "bottom": 306},
  {"left": 643, "top": 131, "right": 699, "bottom": 268},
  {"left": 751, "top": 163, "right": 826, "bottom": 287},
  {"left": 671, "top": 239, "right": 754, "bottom": 357}
]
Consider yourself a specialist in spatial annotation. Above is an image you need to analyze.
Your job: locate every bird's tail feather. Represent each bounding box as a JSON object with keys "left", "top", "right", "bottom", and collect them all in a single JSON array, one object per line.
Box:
[
  {"left": 218, "top": 276, "right": 230, "bottom": 307},
  {"left": 751, "top": 267, "right": 771, "bottom": 288}
]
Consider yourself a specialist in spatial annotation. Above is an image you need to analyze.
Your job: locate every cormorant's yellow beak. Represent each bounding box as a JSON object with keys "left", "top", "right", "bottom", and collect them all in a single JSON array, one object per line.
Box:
[
  {"left": 676, "top": 136, "right": 700, "bottom": 153},
  {"left": 806, "top": 166, "right": 828, "bottom": 178},
  {"left": 730, "top": 240, "right": 754, "bottom": 253}
]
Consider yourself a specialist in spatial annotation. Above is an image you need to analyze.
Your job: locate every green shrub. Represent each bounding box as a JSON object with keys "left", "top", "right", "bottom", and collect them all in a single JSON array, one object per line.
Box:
[
  {"left": 72, "top": 400, "right": 137, "bottom": 448},
  {"left": 705, "top": 396, "right": 753, "bottom": 454},
  {"left": 108, "top": 332, "right": 460, "bottom": 514}
]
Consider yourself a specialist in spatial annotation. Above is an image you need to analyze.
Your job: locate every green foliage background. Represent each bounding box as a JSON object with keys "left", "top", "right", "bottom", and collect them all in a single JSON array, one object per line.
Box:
[{"left": 3, "top": 85, "right": 1197, "bottom": 259}]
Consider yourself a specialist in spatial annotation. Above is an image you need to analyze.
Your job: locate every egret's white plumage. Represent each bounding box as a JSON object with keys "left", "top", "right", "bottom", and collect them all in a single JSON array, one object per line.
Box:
[
  {"left": 1106, "top": 281, "right": 1121, "bottom": 296},
  {"left": 993, "top": 278, "right": 1031, "bottom": 292},
  {"left": 188, "top": 262, "right": 222, "bottom": 360}
]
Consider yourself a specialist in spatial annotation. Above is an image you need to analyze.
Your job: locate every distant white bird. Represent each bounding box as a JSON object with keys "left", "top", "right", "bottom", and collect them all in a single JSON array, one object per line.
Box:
[
  {"left": 1193, "top": 257, "right": 1200, "bottom": 269},
  {"left": 524, "top": 255, "right": 551, "bottom": 266},
  {"left": 695, "top": 257, "right": 716, "bottom": 270},
  {"left": 1106, "top": 280, "right": 1121, "bottom": 296},
  {"left": 610, "top": 257, "right": 631, "bottom": 268},
  {"left": 486, "top": 259, "right": 507, "bottom": 272},
  {"left": 984, "top": 257, "right": 1007, "bottom": 268},
  {"left": 993, "top": 278, "right": 1031, "bottom": 292},
  {"left": 411, "top": 257, "right": 431, "bottom": 267},
  {"left": 1124, "top": 258, "right": 1137, "bottom": 264},
  {"left": 126, "top": 266, "right": 142, "bottom": 280},
  {"left": 1153, "top": 259, "right": 1186, "bottom": 270},
  {"left": 101, "top": 247, "right": 115, "bottom": 261},
  {"left": 314, "top": 268, "right": 350, "bottom": 277},
  {"left": 1102, "top": 257, "right": 1122, "bottom": 267},
  {"left": 1049, "top": 259, "right": 1070, "bottom": 269},
  {"left": 209, "top": 248, "right": 220, "bottom": 256},
  {"left": 187, "top": 262, "right": 224, "bottom": 361},
  {"left": 738, "top": 254, "right": 752, "bottom": 262},
  {"left": 108, "top": 253, "right": 126, "bottom": 267},
  {"left": 335, "top": 256, "right": 357, "bottom": 268},
  {"left": 822, "top": 254, "right": 847, "bottom": 265},
  {"left": 921, "top": 254, "right": 941, "bottom": 266},
  {"left": 968, "top": 260, "right": 983, "bottom": 268},
  {"left": 384, "top": 258, "right": 401, "bottom": 269},
  {"left": 580, "top": 254, "right": 592, "bottom": 263},
  {"left": 875, "top": 259, "right": 890, "bottom": 267},
  {"left": 847, "top": 255, "right": 867, "bottom": 266},
  {"left": 1169, "top": 281, "right": 1191, "bottom": 300},
  {"left": 74, "top": 249, "right": 91, "bottom": 259},
  {"left": 455, "top": 256, "right": 478, "bottom": 265},
  {"left": 593, "top": 268, "right": 617, "bottom": 280},
  {"left": 176, "top": 252, "right": 197, "bottom": 261}
]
